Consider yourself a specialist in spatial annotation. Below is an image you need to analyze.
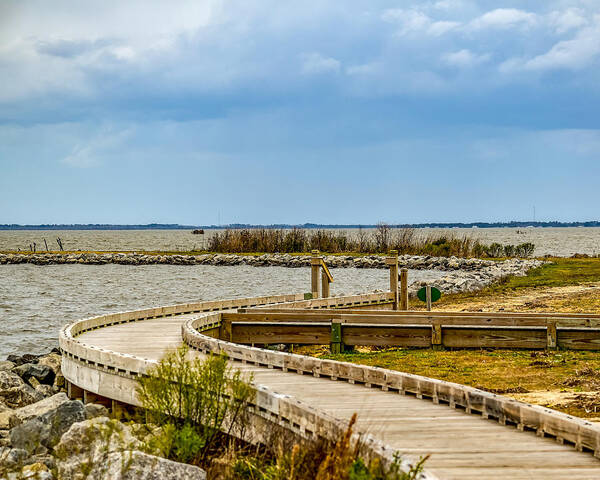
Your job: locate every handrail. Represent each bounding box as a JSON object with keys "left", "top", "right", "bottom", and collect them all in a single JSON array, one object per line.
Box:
[{"left": 184, "top": 310, "right": 600, "bottom": 458}]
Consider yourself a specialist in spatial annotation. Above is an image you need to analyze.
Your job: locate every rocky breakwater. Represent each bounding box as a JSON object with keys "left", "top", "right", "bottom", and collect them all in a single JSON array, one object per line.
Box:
[
  {"left": 0, "top": 352, "right": 205, "bottom": 480},
  {"left": 410, "top": 258, "right": 546, "bottom": 295},
  {"left": 0, "top": 251, "right": 540, "bottom": 271}
]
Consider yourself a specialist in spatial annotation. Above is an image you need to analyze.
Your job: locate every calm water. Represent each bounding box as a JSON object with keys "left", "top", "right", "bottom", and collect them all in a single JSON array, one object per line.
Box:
[
  {"left": 0, "top": 264, "right": 445, "bottom": 359},
  {"left": 1, "top": 228, "right": 599, "bottom": 256}
]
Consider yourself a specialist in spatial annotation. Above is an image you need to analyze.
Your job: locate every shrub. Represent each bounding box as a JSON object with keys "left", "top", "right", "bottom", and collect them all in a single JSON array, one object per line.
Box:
[{"left": 137, "top": 346, "right": 253, "bottom": 466}]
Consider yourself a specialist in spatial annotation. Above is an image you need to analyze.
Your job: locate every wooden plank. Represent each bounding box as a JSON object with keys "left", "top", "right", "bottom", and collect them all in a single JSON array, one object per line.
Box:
[
  {"left": 342, "top": 325, "right": 432, "bottom": 347},
  {"left": 231, "top": 323, "right": 330, "bottom": 344},
  {"left": 443, "top": 326, "right": 547, "bottom": 349},
  {"left": 558, "top": 329, "right": 600, "bottom": 350}
]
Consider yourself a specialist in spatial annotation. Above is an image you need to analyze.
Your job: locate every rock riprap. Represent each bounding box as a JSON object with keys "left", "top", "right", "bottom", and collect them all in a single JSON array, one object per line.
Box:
[
  {"left": 0, "top": 251, "right": 541, "bottom": 271},
  {"left": 55, "top": 417, "right": 206, "bottom": 480}
]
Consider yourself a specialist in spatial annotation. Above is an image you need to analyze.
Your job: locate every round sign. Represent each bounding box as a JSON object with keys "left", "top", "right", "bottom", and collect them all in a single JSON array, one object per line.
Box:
[{"left": 417, "top": 286, "right": 441, "bottom": 303}]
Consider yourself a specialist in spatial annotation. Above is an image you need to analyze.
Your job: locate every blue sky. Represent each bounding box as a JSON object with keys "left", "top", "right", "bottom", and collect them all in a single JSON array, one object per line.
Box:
[{"left": 1, "top": 0, "right": 599, "bottom": 225}]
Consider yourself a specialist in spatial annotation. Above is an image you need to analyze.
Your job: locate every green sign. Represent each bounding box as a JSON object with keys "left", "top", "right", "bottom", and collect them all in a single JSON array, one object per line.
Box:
[{"left": 417, "top": 286, "right": 441, "bottom": 303}]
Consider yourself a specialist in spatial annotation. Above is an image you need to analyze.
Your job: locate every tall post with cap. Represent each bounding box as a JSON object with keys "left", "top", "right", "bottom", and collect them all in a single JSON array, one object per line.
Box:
[
  {"left": 386, "top": 250, "right": 399, "bottom": 310},
  {"left": 311, "top": 250, "right": 320, "bottom": 299}
]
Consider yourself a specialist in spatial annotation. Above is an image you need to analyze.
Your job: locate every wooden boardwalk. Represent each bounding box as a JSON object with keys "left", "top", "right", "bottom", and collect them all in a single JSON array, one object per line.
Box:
[{"left": 75, "top": 312, "right": 600, "bottom": 480}]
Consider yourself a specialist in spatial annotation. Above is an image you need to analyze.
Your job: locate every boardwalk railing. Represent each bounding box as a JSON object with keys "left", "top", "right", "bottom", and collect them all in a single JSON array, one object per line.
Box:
[
  {"left": 184, "top": 308, "right": 600, "bottom": 458},
  {"left": 60, "top": 292, "right": 435, "bottom": 477},
  {"left": 221, "top": 308, "right": 600, "bottom": 350}
]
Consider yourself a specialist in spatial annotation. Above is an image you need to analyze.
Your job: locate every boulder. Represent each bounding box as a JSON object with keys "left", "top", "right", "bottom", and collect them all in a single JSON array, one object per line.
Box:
[
  {"left": 5, "top": 355, "right": 39, "bottom": 367},
  {"left": 13, "top": 364, "right": 55, "bottom": 387},
  {"left": 84, "top": 403, "right": 109, "bottom": 420},
  {"left": 36, "top": 355, "right": 61, "bottom": 376},
  {"left": 55, "top": 417, "right": 205, "bottom": 480},
  {"left": 10, "top": 399, "right": 85, "bottom": 455},
  {"left": 8, "top": 393, "right": 69, "bottom": 429},
  {"left": 0, "top": 362, "right": 15, "bottom": 372},
  {"left": 0, "top": 447, "right": 28, "bottom": 468},
  {"left": 0, "top": 372, "right": 43, "bottom": 409}
]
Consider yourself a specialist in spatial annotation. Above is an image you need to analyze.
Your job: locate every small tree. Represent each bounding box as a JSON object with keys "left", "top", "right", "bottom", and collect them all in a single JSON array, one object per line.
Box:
[{"left": 137, "top": 346, "right": 253, "bottom": 465}]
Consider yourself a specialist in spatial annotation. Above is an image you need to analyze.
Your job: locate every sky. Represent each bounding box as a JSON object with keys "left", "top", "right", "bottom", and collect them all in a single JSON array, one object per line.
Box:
[{"left": 1, "top": 0, "right": 599, "bottom": 225}]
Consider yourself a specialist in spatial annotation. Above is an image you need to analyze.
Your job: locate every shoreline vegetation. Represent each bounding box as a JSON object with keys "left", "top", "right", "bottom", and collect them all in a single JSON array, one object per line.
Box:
[{"left": 4, "top": 226, "right": 537, "bottom": 259}]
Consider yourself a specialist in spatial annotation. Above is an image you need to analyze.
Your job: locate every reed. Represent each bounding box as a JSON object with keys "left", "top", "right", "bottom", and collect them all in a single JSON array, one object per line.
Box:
[{"left": 206, "top": 224, "right": 527, "bottom": 258}]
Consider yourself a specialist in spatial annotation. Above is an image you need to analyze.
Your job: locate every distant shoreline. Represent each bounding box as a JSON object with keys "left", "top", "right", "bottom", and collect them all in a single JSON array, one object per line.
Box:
[{"left": 1, "top": 222, "right": 600, "bottom": 230}]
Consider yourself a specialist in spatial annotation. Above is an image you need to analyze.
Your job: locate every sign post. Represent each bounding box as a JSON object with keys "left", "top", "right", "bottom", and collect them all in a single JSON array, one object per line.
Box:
[{"left": 417, "top": 286, "right": 441, "bottom": 312}]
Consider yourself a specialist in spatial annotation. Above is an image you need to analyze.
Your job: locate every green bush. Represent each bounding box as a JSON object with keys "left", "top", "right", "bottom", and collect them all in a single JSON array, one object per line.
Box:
[{"left": 137, "top": 346, "right": 253, "bottom": 466}]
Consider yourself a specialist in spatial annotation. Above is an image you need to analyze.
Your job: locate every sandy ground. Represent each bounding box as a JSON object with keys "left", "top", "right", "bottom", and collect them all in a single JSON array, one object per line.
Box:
[{"left": 437, "top": 283, "right": 600, "bottom": 313}]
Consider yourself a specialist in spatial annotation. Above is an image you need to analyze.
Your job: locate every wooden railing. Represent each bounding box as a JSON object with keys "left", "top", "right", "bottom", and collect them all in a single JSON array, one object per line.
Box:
[
  {"left": 220, "top": 308, "right": 600, "bottom": 351},
  {"left": 184, "top": 308, "right": 600, "bottom": 458}
]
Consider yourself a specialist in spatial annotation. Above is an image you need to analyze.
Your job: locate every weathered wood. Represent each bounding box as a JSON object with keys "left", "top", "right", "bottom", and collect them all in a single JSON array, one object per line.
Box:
[
  {"left": 321, "top": 269, "right": 330, "bottom": 298},
  {"left": 331, "top": 321, "right": 342, "bottom": 353},
  {"left": 386, "top": 250, "right": 399, "bottom": 310},
  {"left": 400, "top": 268, "right": 408, "bottom": 310},
  {"left": 311, "top": 250, "right": 320, "bottom": 299},
  {"left": 232, "top": 323, "right": 330, "bottom": 344},
  {"left": 547, "top": 322, "right": 557, "bottom": 350}
]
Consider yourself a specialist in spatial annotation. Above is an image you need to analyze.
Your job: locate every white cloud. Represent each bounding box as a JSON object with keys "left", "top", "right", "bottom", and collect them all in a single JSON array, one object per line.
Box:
[
  {"left": 443, "top": 49, "right": 490, "bottom": 67},
  {"left": 547, "top": 8, "right": 588, "bottom": 34},
  {"left": 300, "top": 52, "right": 340, "bottom": 75},
  {"left": 469, "top": 8, "right": 537, "bottom": 30},
  {"left": 523, "top": 17, "right": 600, "bottom": 70},
  {"left": 382, "top": 8, "right": 459, "bottom": 36}
]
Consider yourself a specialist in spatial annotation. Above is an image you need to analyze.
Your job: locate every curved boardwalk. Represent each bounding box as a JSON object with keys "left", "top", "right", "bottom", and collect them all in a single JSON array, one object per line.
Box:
[{"left": 75, "top": 312, "right": 600, "bottom": 480}]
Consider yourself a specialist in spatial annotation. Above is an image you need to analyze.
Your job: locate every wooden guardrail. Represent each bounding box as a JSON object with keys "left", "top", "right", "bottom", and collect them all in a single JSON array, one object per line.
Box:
[
  {"left": 60, "top": 292, "right": 432, "bottom": 478},
  {"left": 184, "top": 310, "right": 600, "bottom": 459},
  {"left": 222, "top": 309, "right": 600, "bottom": 350}
]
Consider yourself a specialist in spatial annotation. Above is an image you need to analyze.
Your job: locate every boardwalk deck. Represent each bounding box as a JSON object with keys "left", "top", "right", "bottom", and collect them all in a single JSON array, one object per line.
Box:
[{"left": 76, "top": 314, "right": 600, "bottom": 479}]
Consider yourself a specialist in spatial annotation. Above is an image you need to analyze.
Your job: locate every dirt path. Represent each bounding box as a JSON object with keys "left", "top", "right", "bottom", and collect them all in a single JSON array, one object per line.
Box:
[{"left": 433, "top": 283, "right": 600, "bottom": 313}]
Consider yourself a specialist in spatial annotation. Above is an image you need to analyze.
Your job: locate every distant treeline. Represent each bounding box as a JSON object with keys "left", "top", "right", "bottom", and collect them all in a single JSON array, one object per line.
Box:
[{"left": 1, "top": 221, "right": 600, "bottom": 230}]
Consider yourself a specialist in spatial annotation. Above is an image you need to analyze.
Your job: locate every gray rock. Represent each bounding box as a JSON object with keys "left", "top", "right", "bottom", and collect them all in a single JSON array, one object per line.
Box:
[
  {"left": 55, "top": 417, "right": 206, "bottom": 479},
  {"left": 0, "top": 362, "right": 15, "bottom": 372},
  {"left": 36, "top": 354, "right": 61, "bottom": 376},
  {"left": 84, "top": 403, "right": 109, "bottom": 420},
  {"left": 10, "top": 399, "right": 85, "bottom": 454},
  {"left": 8, "top": 393, "right": 69, "bottom": 429},
  {"left": 0, "top": 447, "right": 29, "bottom": 467},
  {"left": 13, "top": 364, "right": 55, "bottom": 387},
  {"left": 0, "top": 372, "right": 43, "bottom": 409}
]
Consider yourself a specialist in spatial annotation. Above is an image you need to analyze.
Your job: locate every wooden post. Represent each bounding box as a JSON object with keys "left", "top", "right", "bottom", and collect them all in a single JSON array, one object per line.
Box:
[
  {"left": 311, "top": 250, "right": 320, "bottom": 299},
  {"left": 547, "top": 321, "right": 557, "bottom": 350},
  {"left": 321, "top": 269, "right": 330, "bottom": 298},
  {"left": 432, "top": 320, "right": 443, "bottom": 350},
  {"left": 386, "top": 250, "right": 399, "bottom": 310},
  {"left": 426, "top": 285, "right": 432, "bottom": 312},
  {"left": 400, "top": 268, "right": 409, "bottom": 310},
  {"left": 67, "top": 381, "right": 84, "bottom": 401},
  {"left": 330, "top": 320, "right": 342, "bottom": 354},
  {"left": 219, "top": 315, "right": 232, "bottom": 342}
]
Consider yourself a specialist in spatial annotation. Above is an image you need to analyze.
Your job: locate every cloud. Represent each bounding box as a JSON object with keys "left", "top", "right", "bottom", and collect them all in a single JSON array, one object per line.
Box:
[
  {"left": 443, "top": 49, "right": 490, "bottom": 67},
  {"left": 547, "top": 8, "right": 587, "bottom": 34},
  {"left": 61, "top": 127, "right": 132, "bottom": 168},
  {"left": 469, "top": 8, "right": 537, "bottom": 30},
  {"left": 382, "top": 9, "right": 459, "bottom": 36},
  {"left": 300, "top": 52, "right": 340, "bottom": 75},
  {"left": 35, "top": 38, "right": 113, "bottom": 58},
  {"left": 523, "top": 17, "right": 600, "bottom": 70}
]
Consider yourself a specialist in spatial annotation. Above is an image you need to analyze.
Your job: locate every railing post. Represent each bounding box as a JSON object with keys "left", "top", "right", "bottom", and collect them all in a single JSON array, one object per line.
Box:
[
  {"left": 330, "top": 319, "right": 343, "bottom": 354},
  {"left": 219, "top": 313, "right": 232, "bottom": 341},
  {"left": 400, "top": 268, "right": 409, "bottom": 310},
  {"left": 547, "top": 321, "right": 557, "bottom": 350},
  {"left": 311, "top": 250, "right": 320, "bottom": 299},
  {"left": 321, "top": 269, "right": 330, "bottom": 298},
  {"left": 386, "top": 250, "right": 399, "bottom": 310}
]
